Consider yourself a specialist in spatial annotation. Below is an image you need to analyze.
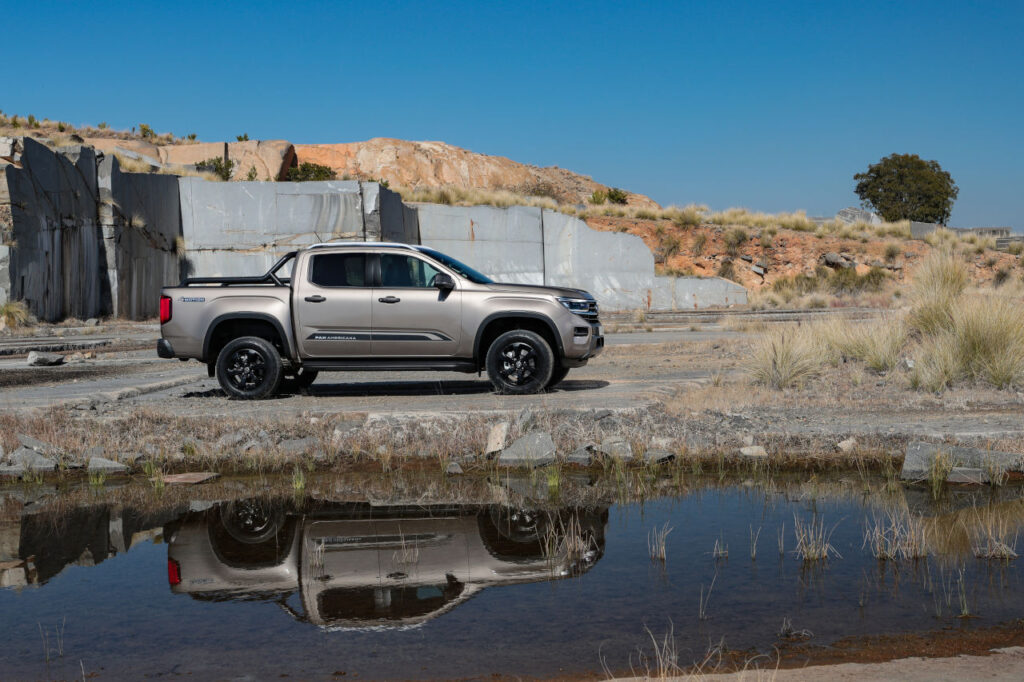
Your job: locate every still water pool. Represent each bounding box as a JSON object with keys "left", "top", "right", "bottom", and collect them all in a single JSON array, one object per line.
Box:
[{"left": 2, "top": 477, "right": 1023, "bottom": 679}]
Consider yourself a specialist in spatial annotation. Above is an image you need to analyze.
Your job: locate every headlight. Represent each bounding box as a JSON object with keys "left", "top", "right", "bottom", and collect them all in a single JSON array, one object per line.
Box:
[{"left": 558, "top": 297, "right": 592, "bottom": 314}]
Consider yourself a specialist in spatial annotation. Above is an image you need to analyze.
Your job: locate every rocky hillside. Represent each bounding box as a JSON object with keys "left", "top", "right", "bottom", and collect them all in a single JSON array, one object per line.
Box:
[{"left": 295, "top": 138, "right": 658, "bottom": 208}]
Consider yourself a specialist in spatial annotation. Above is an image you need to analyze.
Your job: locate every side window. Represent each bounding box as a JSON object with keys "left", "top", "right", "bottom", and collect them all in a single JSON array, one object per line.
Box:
[
  {"left": 380, "top": 254, "right": 442, "bottom": 288},
  {"left": 309, "top": 253, "right": 366, "bottom": 287}
]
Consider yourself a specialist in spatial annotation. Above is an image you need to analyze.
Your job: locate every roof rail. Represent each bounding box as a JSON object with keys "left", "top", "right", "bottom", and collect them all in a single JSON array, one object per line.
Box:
[{"left": 306, "top": 241, "right": 414, "bottom": 250}]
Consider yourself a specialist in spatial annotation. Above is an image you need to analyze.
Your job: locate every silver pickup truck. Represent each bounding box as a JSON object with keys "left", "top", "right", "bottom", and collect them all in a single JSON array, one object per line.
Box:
[{"left": 158, "top": 242, "right": 604, "bottom": 399}]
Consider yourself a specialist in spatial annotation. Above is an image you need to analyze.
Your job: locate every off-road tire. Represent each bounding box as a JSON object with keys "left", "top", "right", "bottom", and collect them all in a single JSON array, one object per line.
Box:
[
  {"left": 485, "top": 329, "right": 554, "bottom": 395},
  {"left": 545, "top": 365, "right": 571, "bottom": 390},
  {"left": 216, "top": 336, "right": 283, "bottom": 400}
]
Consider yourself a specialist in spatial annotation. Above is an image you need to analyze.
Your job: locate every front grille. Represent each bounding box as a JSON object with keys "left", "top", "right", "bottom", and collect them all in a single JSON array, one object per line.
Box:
[{"left": 576, "top": 301, "right": 599, "bottom": 321}]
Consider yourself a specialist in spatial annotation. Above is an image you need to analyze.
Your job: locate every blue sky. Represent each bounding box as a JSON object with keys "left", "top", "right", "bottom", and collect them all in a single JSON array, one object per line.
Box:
[{"left": 5, "top": 1, "right": 1022, "bottom": 229}]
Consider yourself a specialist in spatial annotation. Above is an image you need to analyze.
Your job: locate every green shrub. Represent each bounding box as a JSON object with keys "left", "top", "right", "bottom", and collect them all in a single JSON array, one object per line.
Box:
[
  {"left": 236, "top": 133, "right": 250, "bottom": 141},
  {"left": 884, "top": 243, "right": 901, "bottom": 262},
  {"left": 748, "top": 328, "right": 823, "bottom": 389},
  {"left": 246, "top": 166, "right": 258, "bottom": 181},
  {"left": 0, "top": 300, "right": 31, "bottom": 328},
  {"left": 57, "top": 121, "right": 66, "bottom": 132},
  {"left": 27, "top": 114, "right": 38, "bottom": 127},
  {"left": 139, "top": 123, "right": 155, "bottom": 140},
  {"left": 606, "top": 187, "right": 628, "bottom": 204},
  {"left": 659, "top": 234, "right": 681, "bottom": 262},
  {"left": 717, "top": 259, "right": 737, "bottom": 282},
  {"left": 98, "top": 121, "right": 109, "bottom": 129},
  {"left": 196, "top": 156, "right": 236, "bottom": 181},
  {"left": 186, "top": 132, "right": 197, "bottom": 141},
  {"left": 994, "top": 268, "right": 1010, "bottom": 287},
  {"left": 589, "top": 189, "right": 607, "bottom": 205},
  {"left": 286, "top": 162, "right": 337, "bottom": 182}
]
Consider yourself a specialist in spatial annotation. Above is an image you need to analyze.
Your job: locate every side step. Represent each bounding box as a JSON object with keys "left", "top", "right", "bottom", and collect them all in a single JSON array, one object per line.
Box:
[{"left": 302, "top": 359, "right": 478, "bottom": 373}]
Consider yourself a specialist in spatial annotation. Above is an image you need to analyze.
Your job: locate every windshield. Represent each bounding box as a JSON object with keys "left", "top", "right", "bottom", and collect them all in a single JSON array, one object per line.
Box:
[{"left": 415, "top": 247, "right": 494, "bottom": 284}]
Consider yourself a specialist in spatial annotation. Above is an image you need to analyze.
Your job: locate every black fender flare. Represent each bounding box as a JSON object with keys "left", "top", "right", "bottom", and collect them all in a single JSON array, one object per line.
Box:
[
  {"left": 203, "top": 312, "right": 293, "bottom": 363},
  {"left": 473, "top": 311, "right": 564, "bottom": 365}
]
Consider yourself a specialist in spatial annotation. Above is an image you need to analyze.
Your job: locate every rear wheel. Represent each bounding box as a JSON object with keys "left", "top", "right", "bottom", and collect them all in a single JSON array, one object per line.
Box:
[
  {"left": 485, "top": 329, "right": 555, "bottom": 395},
  {"left": 216, "top": 336, "right": 283, "bottom": 400}
]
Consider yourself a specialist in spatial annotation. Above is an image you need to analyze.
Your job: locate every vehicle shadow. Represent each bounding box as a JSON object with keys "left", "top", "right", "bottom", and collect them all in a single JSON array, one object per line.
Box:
[{"left": 300, "top": 379, "right": 610, "bottom": 398}]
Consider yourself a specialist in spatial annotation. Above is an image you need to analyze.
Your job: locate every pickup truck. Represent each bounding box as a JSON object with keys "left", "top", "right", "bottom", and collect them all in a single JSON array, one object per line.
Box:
[{"left": 158, "top": 242, "right": 604, "bottom": 399}]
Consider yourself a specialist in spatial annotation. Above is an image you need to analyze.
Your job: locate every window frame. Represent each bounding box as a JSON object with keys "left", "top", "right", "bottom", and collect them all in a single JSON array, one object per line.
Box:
[{"left": 306, "top": 251, "right": 372, "bottom": 289}]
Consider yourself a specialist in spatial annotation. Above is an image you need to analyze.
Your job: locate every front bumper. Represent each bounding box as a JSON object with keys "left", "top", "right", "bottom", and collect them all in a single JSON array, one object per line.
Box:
[
  {"left": 563, "top": 320, "right": 604, "bottom": 367},
  {"left": 157, "top": 338, "right": 175, "bottom": 358}
]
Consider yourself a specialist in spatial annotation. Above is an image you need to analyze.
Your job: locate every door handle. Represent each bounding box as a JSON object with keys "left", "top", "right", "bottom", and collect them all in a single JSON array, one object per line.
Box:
[
  {"left": 378, "top": 296, "right": 401, "bottom": 304},
  {"left": 304, "top": 295, "right": 326, "bottom": 303}
]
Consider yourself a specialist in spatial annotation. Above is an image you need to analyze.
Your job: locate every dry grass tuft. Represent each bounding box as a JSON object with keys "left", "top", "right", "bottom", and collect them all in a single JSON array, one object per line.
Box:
[
  {"left": 748, "top": 326, "right": 823, "bottom": 389},
  {"left": 1, "top": 300, "right": 31, "bottom": 328}
]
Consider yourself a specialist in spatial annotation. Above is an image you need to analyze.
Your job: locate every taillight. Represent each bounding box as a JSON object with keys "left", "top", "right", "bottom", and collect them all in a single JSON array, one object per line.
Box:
[
  {"left": 167, "top": 558, "right": 181, "bottom": 586},
  {"left": 159, "top": 295, "right": 172, "bottom": 324}
]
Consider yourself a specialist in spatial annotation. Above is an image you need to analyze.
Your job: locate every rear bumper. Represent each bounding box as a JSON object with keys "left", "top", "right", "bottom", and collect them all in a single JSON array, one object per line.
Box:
[{"left": 157, "top": 338, "right": 175, "bottom": 358}]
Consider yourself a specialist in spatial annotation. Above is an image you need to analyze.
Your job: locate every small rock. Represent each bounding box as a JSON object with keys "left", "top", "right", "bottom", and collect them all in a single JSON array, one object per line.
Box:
[
  {"left": 85, "top": 318, "right": 99, "bottom": 326},
  {"left": 485, "top": 422, "right": 510, "bottom": 454},
  {"left": 592, "top": 409, "right": 612, "bottom": 422},
  {"left": 823, "top": 252, "right": 842, "bottom": 267},
  {"left": 566, "top": 444, "right": 595, "bottom": 467},
  {"left": 445, "top": 461, "right": 463, "bottom": 475},
  {"left": 651, "top": 437, "right": 674, "bottom": 450},
  {"left": 330, "top": 419, "right": 365, "bottom": 447},
  {"left": 836, "top": 438, "right": 857, "bottom": 453},
  {"left": 497, "top": 431, "right": 556, "bottom": 468},
  {"left": 643, "top": 449, "right": 675, "bottom": 464},
  {"left": 27, "top": 351, "right": 64, "bottom": 367},
  {"left": 515, "top": 408, "right": 535, "bottom": 432},
  {"left": 0, "top": 464, "right": 26, "bottom": 478},
  {"left": 65, "top": 352, "right": 86, "bottom": 363},
  {"left": 216, "top": 431, "right": 247, "bottom": 449},
  {"left": 739, "top": 445, "right": 768, "bottom": 458},
  {"left": 595, "top": 437, "right": 632, "bottom": 460},
  {"left": 88, "top": 457, "right": 129, "bottom": 475},
  {"left": 742, "top": 434, "right": 755, "bottom": 447},
  {"left": 279, "top": 437, "right": 317, "bottom": 454}
]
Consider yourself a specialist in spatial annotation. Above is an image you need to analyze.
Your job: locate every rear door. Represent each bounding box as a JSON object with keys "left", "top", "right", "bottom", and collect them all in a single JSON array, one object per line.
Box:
[
  {"left": 371, "top": 252, "right": 462, "bottom": 357},
  {"left": 294, "top": 251, "right": 372, "bottom": 358}
]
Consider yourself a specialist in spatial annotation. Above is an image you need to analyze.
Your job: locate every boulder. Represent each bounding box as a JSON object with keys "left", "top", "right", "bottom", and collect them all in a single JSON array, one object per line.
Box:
[
  {"left": 445, "top": 461, "right": 464, "bottom": 476},
  {"left": 216, "top": 431, "right": 247, "bottom": 449},
  {"left": 9, "top": 447, "right": 56, "bottom": 473},
  {"left": 739, "top": 445, "right": 768, "bottom": 458},
  {"left": 823, "top": 252, "right": 842, "bottom": 267},
  {"left": 901, "top": 441, "right": 1024, "bottom": 480},
  {"left": 88, "top": 457, "right": 129, "bottom": 475},
  {"left": 947, "top": 467, "right": 988, "bottom": 485},
  {"left": 26, "top": 351, "right": 64, "bottom": 367},
  {"left": 84, "top": 318, "right": 99, "bottom": 326},
  {"left": 497, "top": 431, "right": 556, "bottom": 468},
  {"left": 17, "top": 434, "right": 60, "bottom": 456},
  {"left": 278, "top": 437, "right": 318, "bottom": 454},
  {"left": 485, "top": 422, "right": 510, "bottom": 454},
  {"left": 0, "top": 464, "right": 25, "bottom": 478}
]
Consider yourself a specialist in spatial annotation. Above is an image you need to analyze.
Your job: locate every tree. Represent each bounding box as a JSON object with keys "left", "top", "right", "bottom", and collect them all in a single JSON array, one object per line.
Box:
[{"left": 854, "top": 153, "right": 958, "bottom": 224}]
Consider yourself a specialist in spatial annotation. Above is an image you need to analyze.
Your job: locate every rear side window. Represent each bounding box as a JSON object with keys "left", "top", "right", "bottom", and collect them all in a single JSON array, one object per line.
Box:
[{"left": 309, "top": 253, "right": 366, "bottom": 287}]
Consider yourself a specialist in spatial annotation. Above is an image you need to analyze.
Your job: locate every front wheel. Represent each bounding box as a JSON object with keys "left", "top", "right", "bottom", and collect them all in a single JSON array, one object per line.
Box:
[
  {"left": 216, "top": 336, "right": 283, "bottom": 400},
  {"left": 546, "top": 365, "right": 570, "bottom": 390},
  {"left": 485, "top": 329, "right": 555, "bottom": 395}
]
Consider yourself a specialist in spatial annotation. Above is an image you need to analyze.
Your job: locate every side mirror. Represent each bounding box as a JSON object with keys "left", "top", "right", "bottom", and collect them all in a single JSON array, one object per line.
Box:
[{"left": 434, "top": 273, "right": 456, "bottom": 290}]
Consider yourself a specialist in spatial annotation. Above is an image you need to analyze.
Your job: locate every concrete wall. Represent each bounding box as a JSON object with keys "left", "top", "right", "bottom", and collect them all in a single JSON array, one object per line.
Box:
[
  {"left": 416, "top": 204, "right": 546, "bottom": 284},
  {"left": 0, "top": 137, "right": 747, "bottom": 318},
  {"left": 178, "top": 179, "right": 408, "bottom": 279}
]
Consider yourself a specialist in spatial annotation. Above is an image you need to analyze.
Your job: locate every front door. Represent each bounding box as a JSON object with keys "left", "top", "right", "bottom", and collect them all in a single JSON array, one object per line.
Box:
[
  {"left": 371, "top": 253, "right": 461, "bottom": 356},
  {"left": 294, "top": 251, "right": 372, "bottom": 358}
]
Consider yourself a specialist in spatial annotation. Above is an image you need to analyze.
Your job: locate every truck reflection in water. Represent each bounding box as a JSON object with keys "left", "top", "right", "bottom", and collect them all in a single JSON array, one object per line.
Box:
[{"left": 165, "top": 499, "right": 608, "bottom": 629}]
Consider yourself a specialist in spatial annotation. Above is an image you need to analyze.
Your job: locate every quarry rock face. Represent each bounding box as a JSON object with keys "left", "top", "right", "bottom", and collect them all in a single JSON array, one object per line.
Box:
[
  {"left": 295, "top": 137, "right": 659, "bottom": 208},
  {"left": 85, "top": 138, "right": 296, "bottom": 181}
]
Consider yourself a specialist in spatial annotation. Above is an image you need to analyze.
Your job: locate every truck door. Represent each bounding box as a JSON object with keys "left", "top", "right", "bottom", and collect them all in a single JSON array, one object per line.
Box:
[
  {"left": 294, "top": 251, "right": 372, "bottom": 358},
  {"left": 371, "top": 252, "right": 461, "bottom": 357}
]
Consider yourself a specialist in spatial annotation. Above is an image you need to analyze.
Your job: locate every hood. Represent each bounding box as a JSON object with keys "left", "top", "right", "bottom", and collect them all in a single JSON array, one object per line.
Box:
[{"left": 484, "top": 282, "right": 594, "bottom": 299}]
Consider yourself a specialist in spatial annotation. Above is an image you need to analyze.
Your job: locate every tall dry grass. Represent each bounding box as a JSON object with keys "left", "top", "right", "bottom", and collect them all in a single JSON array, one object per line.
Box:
[{"left": 747, "top": 326, "right": 823, "bottom": 389}]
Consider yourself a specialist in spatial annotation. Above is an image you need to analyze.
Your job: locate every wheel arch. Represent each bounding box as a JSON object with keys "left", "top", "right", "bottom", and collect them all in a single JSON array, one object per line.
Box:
[
  {"left": 473, "top": 312, "right": 564, "bottom": 366},
  {"left": 204, "top": 313, "right": 292, "bottom": 364}
]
